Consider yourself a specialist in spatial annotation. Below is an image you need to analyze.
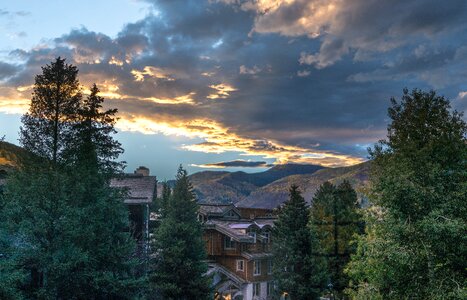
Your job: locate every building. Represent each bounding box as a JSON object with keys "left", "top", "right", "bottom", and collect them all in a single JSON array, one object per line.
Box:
[
  {"left": 110, "top": 166, "right": 157, "bottom": 255},
  {"left": 199, "top": 203, "right": 276, "bottom": 300}
]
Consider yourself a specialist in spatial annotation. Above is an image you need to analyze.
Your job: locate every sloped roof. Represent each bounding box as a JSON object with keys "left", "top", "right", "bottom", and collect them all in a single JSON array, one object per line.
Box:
[
  {"left": 254, "top": 219, "right": 275, "bottom": 229},
  {"left": 205, "top": 220, "right": 255, "bottom": 242},
  {"left": 208, "top": 263, "right": 246, "bottom": 285},
  {"left": 110, "top": 174, "right": 157, "bottom": 204},
  {"left": 241, "top": 252, "right": 273, "bottom": 260},
  {"left": 198, "top": 203, "right": 241, "bottom": 218},
  {"left": 199, "top": 204, "right": 232, "bottom": 215},
  {"left": 205, "top": 218, "right": 275, "bottom": 243}
]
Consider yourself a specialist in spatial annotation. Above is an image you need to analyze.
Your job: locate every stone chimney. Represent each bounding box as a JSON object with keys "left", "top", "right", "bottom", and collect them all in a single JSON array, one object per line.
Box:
[{"left": 134, "top": 166, "right": 150, "bottom": 176}]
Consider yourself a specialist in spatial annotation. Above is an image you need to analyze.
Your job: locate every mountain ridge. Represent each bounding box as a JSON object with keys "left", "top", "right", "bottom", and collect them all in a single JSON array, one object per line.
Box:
[
  {"left": 235, "top": 161, "right": 370, "bottom": 209},
  {"left": 183, "top": 163, "right": 325, "bottom": 203},
  {"left": 1, "top": 141, "right": 369, "bottom": 209}
]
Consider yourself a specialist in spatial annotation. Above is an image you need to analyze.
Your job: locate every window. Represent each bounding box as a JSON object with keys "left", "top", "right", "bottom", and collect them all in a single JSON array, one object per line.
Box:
[
  {"left": 263, "top": 232, "right": 270, "bottom": 243},
  {"left": 249, "top": 231, "right": 257, "bottom": 243},
  {"left": 267, "top": 282, "right": 273, "bottom": 296},
  {"left": 197, "top": 214, "right": 205, "bottom": 223},
  {"left": 254, "top": 260, "right": 261, "bottom": 276},
  {"left": 268, "top": 259, "right": 273, "bottom": 274},
  {"left": 224, "top": 236, "right": 235, "bottom": 249},
  {"left": 226, "top": 210, "right": 237, "bottom": 217},
  {"left": 253, "top": 282, "right": 261, "bottom": 297},
  {"left": 236, "top": 259, "right": 244, "bottom": 271}
]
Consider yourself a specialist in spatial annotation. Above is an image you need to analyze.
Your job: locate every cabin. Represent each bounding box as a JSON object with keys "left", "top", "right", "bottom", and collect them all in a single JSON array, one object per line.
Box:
[
  {"left": 110, "top": 166, "right": 157, "bottom": 256},
  {"left": 200, "top": 203, "right": 277, "bottom": 300}
]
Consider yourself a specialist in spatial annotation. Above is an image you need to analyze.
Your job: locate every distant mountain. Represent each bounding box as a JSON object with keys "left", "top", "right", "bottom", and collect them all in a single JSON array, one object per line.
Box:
[
  {"left": 235, "top": 161, "right": 370, "bottom": 209},
  {"left": 185, "top": 164, "right": 325, "bottom": 204},
  {"left": 0, "top": 141, "right": 32, "bottom": 179},
  {"left": 1, "top": 141, "right": 369, "bottom": 209}
]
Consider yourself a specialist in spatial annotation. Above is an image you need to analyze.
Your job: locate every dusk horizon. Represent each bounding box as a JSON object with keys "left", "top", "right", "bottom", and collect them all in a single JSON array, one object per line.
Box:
[
  {"left": 0, "top": 1, "right": 466, "bottom": 299},
  {"left": 2, "top": 0, "right": 466, "bottom": 179}
]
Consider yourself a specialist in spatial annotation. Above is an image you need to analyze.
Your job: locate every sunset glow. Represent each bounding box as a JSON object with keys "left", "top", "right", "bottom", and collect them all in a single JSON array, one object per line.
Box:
[{"left": 1, "top": 0, "right": 466, "bottom": 178}]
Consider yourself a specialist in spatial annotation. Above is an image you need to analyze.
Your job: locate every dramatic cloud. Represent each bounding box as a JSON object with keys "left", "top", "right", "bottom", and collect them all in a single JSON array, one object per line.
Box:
[
  {"left": 226, "top": 0, "right": 467, "bottom": 69},
  {"left": 192, "top": 160, "right": 271, "bottom": 168},
  {"left": 0, "top": 62, "right": 20, "bottom": 80},
  {"left": 207, "top": 84, "right": 237, "bottom": 100},
  {"left": 1, "top": 0, "right": 466, "bottom": 171},
  {"left": 114, "top": 115, "right": 363, "bottom": 166}
]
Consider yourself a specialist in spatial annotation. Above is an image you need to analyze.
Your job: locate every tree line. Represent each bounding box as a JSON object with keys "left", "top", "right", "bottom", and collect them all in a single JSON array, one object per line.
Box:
[
  {"left": 272, "top": 88, "right": 466, "bottom": 299},
  {"left": 0, "top": 58, "right": 465, "bottom": 299},
  {"left": 0, "top": 58, "right": 210, "bottom": 299}
]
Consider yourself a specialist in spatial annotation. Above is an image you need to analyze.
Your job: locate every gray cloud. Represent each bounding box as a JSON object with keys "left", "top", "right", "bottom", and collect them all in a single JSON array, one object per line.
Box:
[
  {"left": 0, "top": 9, "right": 30, "bottom": 17},
  {"left": 194, "top": 160, "right": 271, "bottom": 168},
  {"left": 0, "top": 62, "right": 19, "bottom": 80},
  {"left": 1, "top": 0, "right": 466, "bottom": 166}
]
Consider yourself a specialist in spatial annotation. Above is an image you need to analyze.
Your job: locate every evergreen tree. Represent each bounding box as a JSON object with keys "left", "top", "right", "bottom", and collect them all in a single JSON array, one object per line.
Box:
[
  {"left": 154, "top": 181, "right": 171, "bottom": 219},
  {"left": 150, "top": 166, "right": 211, "bottom": 300},
  {"left": 1, "top": 163, "right": 78, "bottom": 298},
  {"left": 0, "top": 195, "right": 26, "bottom": 300},
  {"left": 347, "top": 89, "right": 467, "bottom": 299},
  {"left": 20, "top": 57, "right": 81, "bottom": 164},
  {"left": 272, "top": 185, "right": 327, "bottom": 300},
  {"left": 69, "top": 83, "right": 124, "bottom": 173},
  {"left": 310, "top": 181, "right": 362, "bottom": 299},
  {"left": 59, "top": 84, "right": 143, "bottom": 298},
  {"left": 0, "top": 59, "right": 144, "bottom": 298}
]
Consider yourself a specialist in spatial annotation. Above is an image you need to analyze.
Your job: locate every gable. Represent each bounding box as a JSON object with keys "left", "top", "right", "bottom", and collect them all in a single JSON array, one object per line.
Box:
[{"left": 222, "top": 208, "right": 241, "bottom": 219}]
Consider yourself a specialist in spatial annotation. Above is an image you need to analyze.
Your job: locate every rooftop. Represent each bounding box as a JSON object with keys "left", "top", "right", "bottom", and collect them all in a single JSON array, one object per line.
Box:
[
  {"left": 110, "top": 167, "right": 157, "bottom": 204},
  {"left": 205, "top": 218, "right": 275, "bottom": 242}
]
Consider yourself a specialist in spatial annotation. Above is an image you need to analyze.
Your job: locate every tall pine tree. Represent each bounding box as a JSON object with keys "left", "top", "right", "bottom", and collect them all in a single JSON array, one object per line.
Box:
[
  {"left": 150, "top": 166, "right": 211, "bottom": 299},
  {"left": 20, "top": 57, "right": 81, "bottom": 164},
  {"left": 310, "top": 181, "right": 362, "bottom": 299},
  {"left": 60, "top": 84, "right": 143, "bottom": 298},
  {"left": 272, "top": 185, "right": 327, "bottom": 300},
  {"left": 347, "top": 89, "right": 467, "bottom": 299},
  {"left": 69, "top": 83, "right": 124, "bottom": 174},
  {"left": 0, "top": 59, "right": 143, "bottom": 298}
]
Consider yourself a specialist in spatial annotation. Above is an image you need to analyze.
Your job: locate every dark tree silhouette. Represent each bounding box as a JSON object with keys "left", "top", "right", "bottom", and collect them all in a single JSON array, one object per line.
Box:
[
  {"left": 272, "top": 185, "right": 327, "bottom": 300},
  {"left": 150, "top": 166, "right": 211, "bottom": 300},
  {"left": 20, "top": 57, "right": 81, "bottom": 164}
]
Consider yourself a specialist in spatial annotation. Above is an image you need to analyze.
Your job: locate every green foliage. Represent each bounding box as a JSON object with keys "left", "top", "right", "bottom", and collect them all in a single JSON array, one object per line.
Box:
[
  {"left": 69, "top": 83, "right": 124, "bottom": 174},
  {"left": 310, "top": 180, "right": 362, "bottom": 298},
  {"left": 20, "top": 57, "right": 82, "bottom": 164},
  {"left": 157, "top": 182, "right": 171, "bottom": 219},
  {"left": 347, "top": 89, "right": 467, "bottom": 299},
  {"left": 237, "top": 161, "right": 370, "bottom": 210},
  {"left": 150, "top": 166, "right": 211, "bottom": 300},
  {"left": 0, "top": 223, "right": 27, "bottom": 299},
  {"left": 272, "top": 185, "right": 328, "bottom": 300},
  {"left": 0, "top": 58, "right": 144, "bottom": 299}
]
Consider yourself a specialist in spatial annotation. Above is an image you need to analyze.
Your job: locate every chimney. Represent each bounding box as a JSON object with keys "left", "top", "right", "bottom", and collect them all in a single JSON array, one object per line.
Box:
[{"left": 135, "top": 166, "right": 150, "bottom": 176}]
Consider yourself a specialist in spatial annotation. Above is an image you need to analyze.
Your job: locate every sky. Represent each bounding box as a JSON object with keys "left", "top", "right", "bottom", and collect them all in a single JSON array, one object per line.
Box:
[{"left": 0, "top": 0, "right": 466, "bottom": 179}]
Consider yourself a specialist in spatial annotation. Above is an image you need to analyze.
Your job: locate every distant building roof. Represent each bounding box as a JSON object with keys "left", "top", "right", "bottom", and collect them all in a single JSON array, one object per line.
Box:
[
  {"left": 198, "top": 203, "right": 241, "bottom": 218},
  {"left": 205, "top": 220, "right": 255, "bottom": 242},
  {"left": 241, "top": 252, "right": 273, "bottom": 260},
  {"left": 205, "top": 218, "right": 275, "bottom": 243},
  {"left": 110, "top": 173, "right": 157, "bottom": 204},
  {"left": 207, "top": 263, "right": 246, "bottom": 285}
]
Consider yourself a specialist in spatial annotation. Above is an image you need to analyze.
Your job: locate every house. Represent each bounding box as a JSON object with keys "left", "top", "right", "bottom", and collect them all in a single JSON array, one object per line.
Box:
[
  {"left": 110, "top": 166, "right": 157, "bottom": 255},
  {"left": 200, "top": 203, "right": 277, "bottom": 300}
]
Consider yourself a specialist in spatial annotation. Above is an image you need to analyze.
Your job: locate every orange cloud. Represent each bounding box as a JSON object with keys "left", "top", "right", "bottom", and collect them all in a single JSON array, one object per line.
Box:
[
  {"left": 143, "top": 92, "right": 196, "bottom": 105},
  {"left": 131, "top": 66, "right": 175, "bottom": 82},
  {"left": 0, "top": 87, "right": 30, "bottom": 114},
  {"left": 114, "top": 114, "right": 364, "bottom": 167},
  {"left": 207, "top": 83, "right": 237, "bottom": 99}
]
